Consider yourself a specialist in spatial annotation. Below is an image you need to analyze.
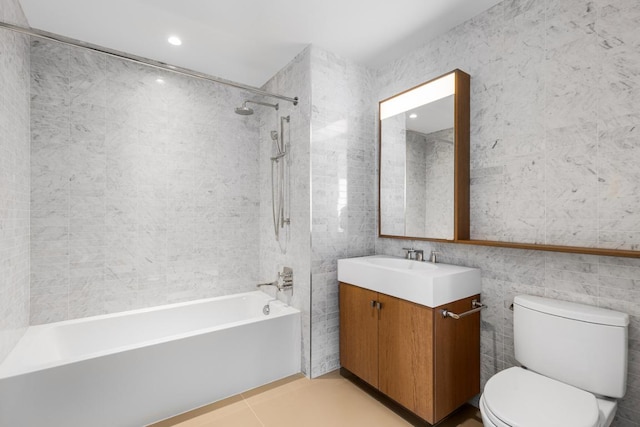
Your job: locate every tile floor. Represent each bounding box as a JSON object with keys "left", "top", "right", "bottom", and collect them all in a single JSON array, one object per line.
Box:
[{"left": 149, "top": 370, "right": 483, "bottom": 427}]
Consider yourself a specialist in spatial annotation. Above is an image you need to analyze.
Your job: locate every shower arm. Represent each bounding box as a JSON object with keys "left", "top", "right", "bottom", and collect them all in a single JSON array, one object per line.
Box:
[{"left": 244, "top": 100, "right": 279, "bottom": 110}]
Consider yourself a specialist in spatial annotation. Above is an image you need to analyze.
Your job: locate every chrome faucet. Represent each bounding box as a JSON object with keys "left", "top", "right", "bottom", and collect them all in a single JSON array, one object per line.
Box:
[
  {"left": 402, "top": 247, "right": 416, "bottom": 260},
  {"left": 257, "top": 280, "right": 279, "bottom": 289},
  {"left": 403, "top": 248, "right": 425, "bottom": 261},
  {"left": 256, "top": 267, "right": 293, "bottom": 291},
  {"left": 430, "top": 251, "right": 439, "bottom": 263}
]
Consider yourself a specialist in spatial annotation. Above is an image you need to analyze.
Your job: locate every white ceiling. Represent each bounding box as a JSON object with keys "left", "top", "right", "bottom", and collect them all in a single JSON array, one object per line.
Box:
[
  {"left": 406, "top": 95, "right": 455, "bottom": 135},
  {"left": 18, "top": 0, "right": 501, "bottom": 87}
]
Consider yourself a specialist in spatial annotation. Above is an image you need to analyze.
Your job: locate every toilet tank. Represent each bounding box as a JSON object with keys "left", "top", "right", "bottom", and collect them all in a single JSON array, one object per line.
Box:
[{"left": 514, "top": 295, "right": 629, "bottom": 398}]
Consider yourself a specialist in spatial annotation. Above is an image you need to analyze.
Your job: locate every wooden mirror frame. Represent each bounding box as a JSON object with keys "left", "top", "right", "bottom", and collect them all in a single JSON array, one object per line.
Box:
[{"left": 378, "top": 69, "right": 470, "bottom": 242}]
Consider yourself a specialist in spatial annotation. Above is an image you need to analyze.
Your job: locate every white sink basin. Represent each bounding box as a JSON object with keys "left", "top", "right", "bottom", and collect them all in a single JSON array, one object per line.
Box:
[
  {"left": 364, "top": 257, "right": 437, "bottom": 271},
  {"left": 338, "top": 255, "right": 481, "bottom": 308}
]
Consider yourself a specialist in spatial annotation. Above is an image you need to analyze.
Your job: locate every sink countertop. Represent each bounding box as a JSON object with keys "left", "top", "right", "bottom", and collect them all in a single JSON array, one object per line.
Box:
[{"left": 337, "top": 255, "right": 481, "bottom": 308}]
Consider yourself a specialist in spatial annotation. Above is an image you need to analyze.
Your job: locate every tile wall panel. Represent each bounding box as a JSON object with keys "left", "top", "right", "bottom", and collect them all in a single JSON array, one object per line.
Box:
[
  {"left": 423, "top": 128, "right": 454, "bottom": 239},
  {"left": 309, "top": 46, "right": 377, "bottom": 377},
  {"left": 0, "top": 0, "right": 30, "bottom": 363},
  {"left": 405, "top": 131, "right": 428, "bottom": 237},
  {"left": 30, "top": 41, "right": 262, "bottom": 324},
  {"left": 379, "top": 113, "right": 405, "bottom": 235},
  {"left": 259, "top": 47, "right": 312, "bottom": 375}
]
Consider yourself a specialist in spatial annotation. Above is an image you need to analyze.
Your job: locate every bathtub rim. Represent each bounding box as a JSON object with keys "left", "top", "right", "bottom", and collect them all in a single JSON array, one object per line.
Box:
[{"left": 0, "top": 291, "right": 299, "bottom": 380}]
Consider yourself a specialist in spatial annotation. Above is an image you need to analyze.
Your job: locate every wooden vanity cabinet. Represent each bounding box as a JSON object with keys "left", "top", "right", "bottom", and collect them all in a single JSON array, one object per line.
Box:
[
  {"left": 339, "top": 282, "right": 480, "bottom": 424},
  {"left": 339, "top": 283, "right": 379, "bottom": 388},
  {"left": 378, "top": 292, "right": 434, "bottom": 420}
]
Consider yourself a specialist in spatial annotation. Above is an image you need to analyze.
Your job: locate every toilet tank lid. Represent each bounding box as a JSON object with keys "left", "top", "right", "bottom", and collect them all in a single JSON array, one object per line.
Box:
[{"left": 514, "top": 295, "right": 629, "bottom": 327}]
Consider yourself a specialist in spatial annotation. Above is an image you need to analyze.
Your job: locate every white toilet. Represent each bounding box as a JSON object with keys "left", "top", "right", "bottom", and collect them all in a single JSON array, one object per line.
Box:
[{"left": 480, "top": 295, "right": 629, "bottom": 427}]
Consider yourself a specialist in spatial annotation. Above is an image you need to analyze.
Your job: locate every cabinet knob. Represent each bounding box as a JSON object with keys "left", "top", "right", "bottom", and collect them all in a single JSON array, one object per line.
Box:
[{"left": 371, "top": 300, "right": 376, "bottom": 308}]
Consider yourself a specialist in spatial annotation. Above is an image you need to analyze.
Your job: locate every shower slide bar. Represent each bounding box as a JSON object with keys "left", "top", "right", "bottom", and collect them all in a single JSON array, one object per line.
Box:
[{"left": 0, "top": 20, "right": 299, "bottom": 106}]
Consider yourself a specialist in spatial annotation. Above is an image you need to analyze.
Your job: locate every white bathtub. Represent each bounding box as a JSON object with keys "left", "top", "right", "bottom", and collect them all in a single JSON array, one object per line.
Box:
[{"left": 0, "top": 291, "right": 301, "bottom": 427}]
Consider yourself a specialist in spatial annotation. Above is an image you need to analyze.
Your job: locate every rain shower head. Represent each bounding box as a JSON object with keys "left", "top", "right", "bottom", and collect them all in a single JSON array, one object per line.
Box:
[
  {"left": 234, "top": 103, "right": 254, "bottom": 115},
  {"left": 234, "top": 100, "right": 279, "bottom": 115}
]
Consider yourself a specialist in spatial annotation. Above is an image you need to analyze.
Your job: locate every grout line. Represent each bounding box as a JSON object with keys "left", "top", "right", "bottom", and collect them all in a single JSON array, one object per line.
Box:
[{"left": 242, "top": 395, "right": 266, "bottom": 427}]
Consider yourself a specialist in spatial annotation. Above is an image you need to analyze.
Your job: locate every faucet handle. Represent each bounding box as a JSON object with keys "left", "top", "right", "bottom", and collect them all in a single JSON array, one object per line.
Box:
[
  {"left": 430, "top": 251, "right": 439, "bottom": 263},
  {"left": 414, "top": 250, "right": 424, "bottom": 261},
  {"left": 278, "top": 267, "right": 293, "bottom": 290},
  {"left": 402, "top": 247, "right": 415, "bottom": 259}
]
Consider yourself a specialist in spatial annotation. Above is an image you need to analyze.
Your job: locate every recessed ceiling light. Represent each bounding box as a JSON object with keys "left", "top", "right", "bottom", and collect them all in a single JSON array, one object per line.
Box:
[
  {"left": 156, "top": 78, "right": 165, "bottom": 84},
  {"left": 168, "top": 36, "right": 182, "bottom": 46},
  {"left": 409, "top": 113, "right": 418, "bottom": 119}
]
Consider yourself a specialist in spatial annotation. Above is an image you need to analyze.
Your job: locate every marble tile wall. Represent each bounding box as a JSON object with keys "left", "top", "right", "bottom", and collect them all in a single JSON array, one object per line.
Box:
[
  {"left": 0, "top": 0, "right": 30, "bottom": 363},
  {"left": 309, "top": 46, "right": 377, "bottom": 377},
  {"left": 404, "top": 128, "right": 455, "bottom": 238},
  {"left": 379, "top": 113, "right": 406, "bottom": 236},
  {"left": 423, "top": 128, "right": 454, "bottom": 238},
  {"left": 30, "top": 40, "right": 262, "bottom": 324},
  {"left": 374, "top": 1, "right": 640, "bottom": 425},
  {"left": 405, "top": 131, "right": 428, "bottom": 237},
  {"left": 258, "top": 47, "right": 313, "bottom": 375}
]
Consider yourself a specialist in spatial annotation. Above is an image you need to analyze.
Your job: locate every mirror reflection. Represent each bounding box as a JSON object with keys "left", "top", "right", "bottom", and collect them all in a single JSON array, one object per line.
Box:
[{"left": 379, "top": 70, "right": 465, "bottom": 240}]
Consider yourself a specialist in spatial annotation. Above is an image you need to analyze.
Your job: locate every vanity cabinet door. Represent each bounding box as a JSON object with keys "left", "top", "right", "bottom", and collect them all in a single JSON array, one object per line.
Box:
[
  {"left": 339, "top": 282, "right": 379, "bottom": 388},
  {"left": 378, "top": 294, "right": 434, "bottom": 423}
]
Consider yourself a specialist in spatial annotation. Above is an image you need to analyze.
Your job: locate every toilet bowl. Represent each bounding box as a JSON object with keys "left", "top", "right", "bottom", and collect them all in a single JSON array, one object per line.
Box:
[
  {"left": 479, "top": 296, "right": 628, "bottom": 427},
  {"left": 479, "top": 367, "right": 618, "bottom": 427}
]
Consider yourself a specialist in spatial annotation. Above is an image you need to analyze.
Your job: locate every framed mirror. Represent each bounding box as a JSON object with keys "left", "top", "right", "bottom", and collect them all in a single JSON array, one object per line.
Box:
[{"left": 379, "top": 69, "right": 470, "bottom": 241}]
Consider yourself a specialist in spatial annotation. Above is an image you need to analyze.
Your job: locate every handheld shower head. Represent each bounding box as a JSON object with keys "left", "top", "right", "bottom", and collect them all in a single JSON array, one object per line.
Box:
[{"left": 234, "top": 100, "right": 278, "bottom": 115}]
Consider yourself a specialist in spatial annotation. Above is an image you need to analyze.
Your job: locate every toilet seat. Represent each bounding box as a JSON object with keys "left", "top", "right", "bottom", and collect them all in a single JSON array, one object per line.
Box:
[
  {"left": 480, "top": 394, "right": 511, "bottom": 427},
  {"left": 482, "top": 367, "right": 600, "bottom": 427}
]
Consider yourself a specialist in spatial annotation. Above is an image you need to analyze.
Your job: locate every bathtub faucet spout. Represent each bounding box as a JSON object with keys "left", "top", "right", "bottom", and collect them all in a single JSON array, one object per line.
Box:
[{"left": 256, "top": 280, "right": 279, "bottom": 289}]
